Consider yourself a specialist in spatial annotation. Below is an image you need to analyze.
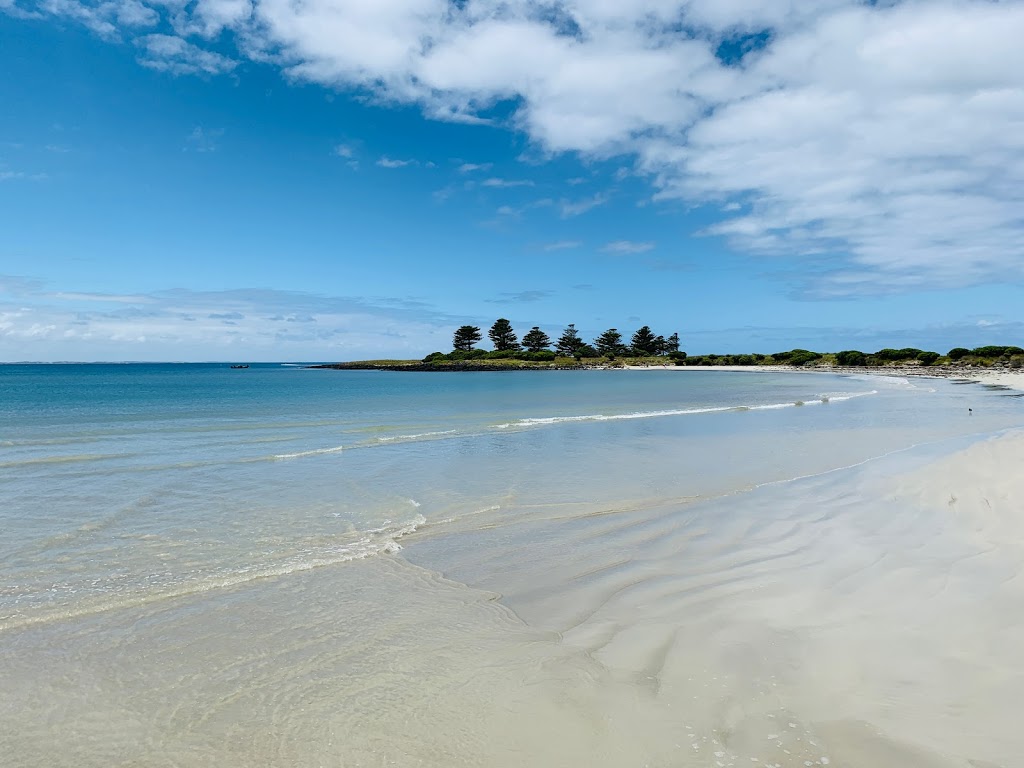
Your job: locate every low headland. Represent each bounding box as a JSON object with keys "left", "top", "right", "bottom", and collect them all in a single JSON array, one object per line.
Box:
[
  {"left": 310, "top": 318, "right": 1024, "bottom": 388},
  {"left": 313, "top": 348, "right": 1024, "bottom": 389}
]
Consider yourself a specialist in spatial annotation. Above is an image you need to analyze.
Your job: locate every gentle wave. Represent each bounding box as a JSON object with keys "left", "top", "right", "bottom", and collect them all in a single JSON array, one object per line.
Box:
[
  {"left": 492, "top": 391, "right": 877, "bottom": 429},
  {"left": 376, "top": 430, "right": 459, "bottom": 442},
  {"left": 273, "top": 445, "right": 345, "bottom": 460}
]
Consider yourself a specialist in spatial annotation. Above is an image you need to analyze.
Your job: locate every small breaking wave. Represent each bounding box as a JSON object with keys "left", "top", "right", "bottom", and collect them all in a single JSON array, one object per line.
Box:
[
  {"left": 494, "top": 406, "right": 733, "bottom": 429},
  {"left": 273, "top": 445, "right": 345, "bottom": 460},
  {"left": 492, "top": 391, "right": 877, "bottom": 430},
  {"left": 376, "top": 430, "right": 459, "bottom": 443}
]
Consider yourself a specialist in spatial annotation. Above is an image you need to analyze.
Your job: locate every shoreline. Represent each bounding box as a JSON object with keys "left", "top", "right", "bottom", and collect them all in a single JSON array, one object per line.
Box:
[
  {"left": 622, "top": 363, "right": 1024, "bottom": 392},
  {"left": 313, "top": 360, "right": 1024, "bottom": 392}
]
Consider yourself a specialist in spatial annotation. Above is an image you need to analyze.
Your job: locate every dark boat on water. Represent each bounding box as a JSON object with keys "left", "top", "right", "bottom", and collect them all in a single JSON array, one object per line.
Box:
[{"left": 230, "top": 364, "right": 250, "bottom": 369}]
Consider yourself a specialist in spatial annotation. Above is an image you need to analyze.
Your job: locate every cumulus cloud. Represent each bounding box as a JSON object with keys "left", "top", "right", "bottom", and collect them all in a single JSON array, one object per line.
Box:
[{"left": 6, "top": 0, "right": 1024, "bottom": 294}]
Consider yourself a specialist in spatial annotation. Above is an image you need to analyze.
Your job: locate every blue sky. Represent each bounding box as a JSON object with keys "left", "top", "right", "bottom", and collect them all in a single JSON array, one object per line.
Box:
[{"left": 2, "top": 0, "right": 1023, "bottom": 361}]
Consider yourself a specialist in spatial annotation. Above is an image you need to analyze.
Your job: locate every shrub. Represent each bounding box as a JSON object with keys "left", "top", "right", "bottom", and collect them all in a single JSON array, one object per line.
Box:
[
  {"left": 971, "top": 346, "right": 1009, "bottom": 358},
  {"left": 422, "top": 351, "right": 447, "bottom": 362},
  {"left": 917, "top": 351, "right": 940, "bottom": 366},
  {"left": 835, "top": 350, "right": 867, "bottom": 366},
  {"left": 948, "top": 347, "right": 970, "bottom": 360},
  {"left": 787, "top": 350, "right": 822, "bottom": 367},
  {"left": 519, "top": 350, "right": 555, "bottom": 362},
  {"left": 874, "top": 349, "right": 898, "bottom": 361}
]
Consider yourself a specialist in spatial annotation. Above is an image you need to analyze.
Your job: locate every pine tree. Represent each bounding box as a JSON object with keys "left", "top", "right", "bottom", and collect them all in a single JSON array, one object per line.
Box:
[
  {"left": 665, "top": 332, "right": 681, "bottom": 354},
  {"left": 594, "top": 328, "right": 626, "bottom": 357},
  {"left": 555, "top": 324, "right": 585, "bottom": 357},
  {"left": 522, "top": 327, "right": 551, "bottom": 353},
  {"left": 630, "top": 325, "right": 659, "bottom": 356},
  {"left": 488, "top": 318, "right": 521, "bottom": 351},
  {"left": 452, "top": 325, "right": 483, "bottom": 351}
]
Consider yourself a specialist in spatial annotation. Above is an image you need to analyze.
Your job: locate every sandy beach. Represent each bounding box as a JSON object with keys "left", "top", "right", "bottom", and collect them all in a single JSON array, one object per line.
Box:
[{"left": 625, "top": 363, "right": 1024, "bottom": 392}]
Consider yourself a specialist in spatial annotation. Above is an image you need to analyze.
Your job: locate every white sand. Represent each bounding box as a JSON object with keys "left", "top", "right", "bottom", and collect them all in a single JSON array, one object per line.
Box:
[{"left": 624, "top": 363, "right": 1024, "bottom": 392}]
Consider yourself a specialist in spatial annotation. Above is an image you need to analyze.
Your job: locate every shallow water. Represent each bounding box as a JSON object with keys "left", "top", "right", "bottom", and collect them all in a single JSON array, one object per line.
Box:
[{"left": 1, "top": 364, "right": 1022, "bottom": 766}]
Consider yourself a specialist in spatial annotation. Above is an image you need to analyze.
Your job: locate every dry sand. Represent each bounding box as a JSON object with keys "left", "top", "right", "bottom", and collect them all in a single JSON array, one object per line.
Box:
[{"left": 624, "top": 363, "right": 1024, "bottom": 392}]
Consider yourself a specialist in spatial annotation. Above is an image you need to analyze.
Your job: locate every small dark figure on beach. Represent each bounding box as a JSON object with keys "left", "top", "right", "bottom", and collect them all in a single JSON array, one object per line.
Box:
[{"left": 969, "top": 408, "right": 973, "bottom": 414}]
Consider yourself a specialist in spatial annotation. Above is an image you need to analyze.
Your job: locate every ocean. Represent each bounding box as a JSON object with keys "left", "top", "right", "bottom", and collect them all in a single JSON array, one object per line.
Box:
[{"left": 2, "top": 364, "right": 1023, "bottom": 767}]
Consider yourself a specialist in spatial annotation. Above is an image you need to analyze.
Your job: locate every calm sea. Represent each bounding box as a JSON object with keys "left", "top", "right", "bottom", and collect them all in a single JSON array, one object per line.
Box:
[{"left": 2, "top": 364, "right": 1022, "bottom": 766}]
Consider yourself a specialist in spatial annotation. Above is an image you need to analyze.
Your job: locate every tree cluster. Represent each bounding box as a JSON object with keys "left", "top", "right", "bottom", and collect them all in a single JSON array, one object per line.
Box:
[
  {"left": 436, "top": 328, "right": 1024, "bottom": 369},
  {"left": 433, "top": 320, "right": 683, "bottom": 362}
]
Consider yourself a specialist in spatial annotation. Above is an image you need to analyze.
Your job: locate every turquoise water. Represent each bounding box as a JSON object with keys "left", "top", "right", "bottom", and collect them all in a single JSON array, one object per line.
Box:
[
  {"left": 2, "top": 364, "right": 1023, "bottom": 766},
  {"left": 1, "top": 364, "right": 1018, "bottom": 628}
]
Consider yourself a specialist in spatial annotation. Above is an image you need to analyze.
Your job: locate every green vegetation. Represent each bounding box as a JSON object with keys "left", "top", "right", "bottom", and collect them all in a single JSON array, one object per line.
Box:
[
  {"left": 330, "top": 318, "right": 1022, "bottom": 372},
  {"left": 488, "top": 318, "right": 520, "bottom": 351},
  {"left": 522, "top": 326, "right": 551, "bottom": 353},
  {"left": 452, "top": 325, "right": 483, "bottom": 351},
  {"left": 835, "top": 350, "right": 867, "bottom": 366},
  {"left": 594, "top": 328, "right": 627, "bottom": 357},
  {"left": 555, "top": 324, "right": 585, "bottom": 357},
  {"left": 424, "top": 349, "right": 557, "bottom": 363},
  {"left": 630, "top": 326, "right": 660, "bottom": 356}
]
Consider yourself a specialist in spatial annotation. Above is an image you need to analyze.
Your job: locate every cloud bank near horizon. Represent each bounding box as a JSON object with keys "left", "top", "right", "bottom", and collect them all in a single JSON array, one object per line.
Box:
[
  {"left": 2, "top": 276, "right": 1020, "bottom": 361},
  {"left": 6, "top": 0, "right": 1024, "bottom": 297},
  {"left": 0, "top": 278, "right": 460, "bottom": 360}
]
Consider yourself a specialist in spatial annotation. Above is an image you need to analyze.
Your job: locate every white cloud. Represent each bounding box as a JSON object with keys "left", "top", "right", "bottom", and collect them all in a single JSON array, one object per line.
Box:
[
  {"left": 137, "top": 34, "right": 237, "bottom": 75},
  {"left": 0, "top": 170, "right": 47, "bottom": 181},
  {"left": 376, "top": 156, "right": 416, "bottom": 168},
  {"left": 23, "top": 0, "right": 158, "bottom": 36},
  {"left": 0, "top": 279, "right": 461, "bottom": 361},
  {"left": 602, "top": 240, "right": 655, "bottom": 255},
  {"left": 333, "top": 143, "right": 355, "bottom": 158},
  {"left": 641, "top": 2, "right": 1024, "bottom": 294},
  {"left": 458, "top": 162, "right": 492, "bottom": 173},
  {"left": 542, "top": 240, "right": 582, "bottom": 251},
  {"left": 481, "top": 177, "right": 533, "bottom": 188},
  {"left": 8, "top": 0, "right": 1024, "bottom": 294},
  {"left": 560, "top": 193, "right": 610, "bottom": 218}
]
